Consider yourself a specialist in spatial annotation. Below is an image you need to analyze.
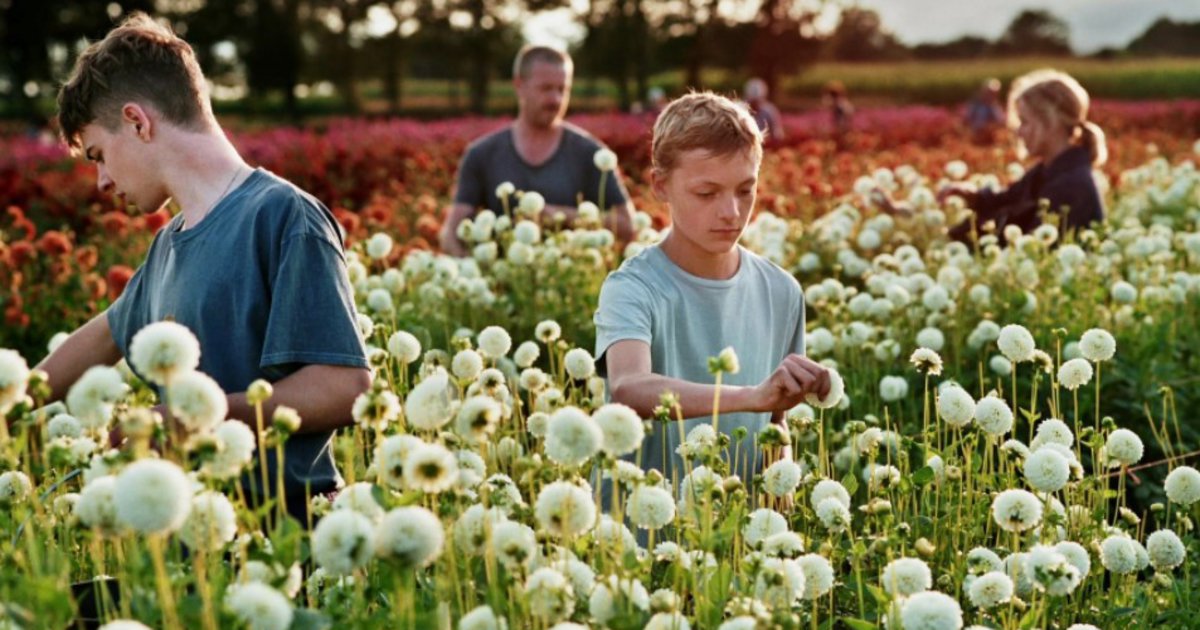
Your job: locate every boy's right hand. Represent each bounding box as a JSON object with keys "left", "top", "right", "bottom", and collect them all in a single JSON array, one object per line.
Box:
[{"left": 751, "top": 354, "right": 831, "bottom": 412}]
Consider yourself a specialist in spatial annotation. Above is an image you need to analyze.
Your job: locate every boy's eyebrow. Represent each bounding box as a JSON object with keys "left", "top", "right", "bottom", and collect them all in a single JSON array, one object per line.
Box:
[{"left": 689, "top": 177, "right": 758, "bottom": 188}]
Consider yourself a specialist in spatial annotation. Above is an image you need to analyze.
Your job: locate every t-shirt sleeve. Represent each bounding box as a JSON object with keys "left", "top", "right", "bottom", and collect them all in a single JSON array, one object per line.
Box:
[
  {"left": 789, "top": 285, "right": 807, "bottom": 356},
  {"left": 453, "top": 143, "right": 487, "bottom": 209},
  {"left": 260, "top": 233, "right": 368, "bottom": 375},
  {"left": 593, "top": 273, "right": 654, "bottom": 376}
]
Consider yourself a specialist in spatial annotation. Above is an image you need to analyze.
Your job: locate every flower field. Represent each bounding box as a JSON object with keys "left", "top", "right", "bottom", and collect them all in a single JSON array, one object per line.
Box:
[{"left": 1, "top": 102, "right": 1200, "bottom": 629}]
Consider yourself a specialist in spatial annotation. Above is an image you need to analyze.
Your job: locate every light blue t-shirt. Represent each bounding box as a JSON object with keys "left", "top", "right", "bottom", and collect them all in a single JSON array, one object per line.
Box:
[{"left": 594, "top": 243, "right": 806, "bottom": 484}]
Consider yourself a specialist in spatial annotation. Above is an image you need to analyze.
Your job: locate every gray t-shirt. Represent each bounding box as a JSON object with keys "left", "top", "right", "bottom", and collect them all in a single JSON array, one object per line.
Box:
[
  {"left": 107, "top": 168, "right": 368, "bottom": 500},
  {"left": 454, "top": 122, "right": 631, "bottom": 215},
  {"left": 594, "top": 243, "right": 806, "bottom": 485}
]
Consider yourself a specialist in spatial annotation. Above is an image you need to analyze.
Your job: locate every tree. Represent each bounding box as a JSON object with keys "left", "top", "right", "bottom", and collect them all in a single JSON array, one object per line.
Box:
[
  {"left": 1127, "top": 18, "right": 1200, "bottom": 57},
  {"left": 995, "top": 9, "right": 1071, "bottom": 57},
  {"left": 827, "top": 7, "right": 906, "bottom": 61},
  {"left": 746, "top": 0, "right": 822, "bottom": 97}
]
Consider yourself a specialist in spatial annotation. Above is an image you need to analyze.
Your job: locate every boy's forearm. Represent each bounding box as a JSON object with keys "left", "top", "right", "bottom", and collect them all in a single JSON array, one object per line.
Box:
[
  {"left": 610, "top": 373, "right": 760, "bottom": 419},
  {"left": 224, "top": 365, "right": 370, "bottom": 436},
  {"left": 35, "top": 311, "right": 122, "bottom": 403}
]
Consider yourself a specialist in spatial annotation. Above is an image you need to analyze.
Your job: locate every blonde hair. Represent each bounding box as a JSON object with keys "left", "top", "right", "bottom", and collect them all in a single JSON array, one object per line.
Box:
[
  {"left": 652, "top": 92, "right": 763, "bottom": 175},
  {"left": 1008, "top": 69, "right": 1107, "bottom": 166}
]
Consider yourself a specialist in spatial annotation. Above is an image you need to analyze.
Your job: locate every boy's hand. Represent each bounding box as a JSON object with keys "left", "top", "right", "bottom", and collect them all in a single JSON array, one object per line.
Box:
[{"left": 751, "top": 355, "right": 831, "bottom": 412}]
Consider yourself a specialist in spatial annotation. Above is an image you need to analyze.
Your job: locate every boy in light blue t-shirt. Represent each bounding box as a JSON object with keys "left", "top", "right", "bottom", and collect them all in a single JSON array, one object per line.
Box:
[{"left": 594, "top": 92, "right": 831, "bottom": 485}]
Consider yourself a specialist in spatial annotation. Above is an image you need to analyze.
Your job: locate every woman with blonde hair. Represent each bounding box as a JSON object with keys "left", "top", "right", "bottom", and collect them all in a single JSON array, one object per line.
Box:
[{"left": 943, "top": 69, "right": 1108, "bottom": 243}]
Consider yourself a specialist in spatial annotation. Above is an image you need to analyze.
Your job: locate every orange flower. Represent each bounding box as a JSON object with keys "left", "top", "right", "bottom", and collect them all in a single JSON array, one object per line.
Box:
[
  {"left": 85, "top": 273, "right": 107, "bottom": 301},
  {"left": 144, "top": 209, "right": 171, "bottom": 233},
  {"left": 9, "top": 242, "right": 35, "bottom": 267},
  {"left": 99, "top": 212, "right": 130, "bottom": 235},
  {"left": 38, "top": 230, "right": 73, "bottom": 257},
  {"left": 415, "top": 214, "right": 440, "bottom": 243},
  {"left": 75, "top": 245, "right": 99, "bottom": 270},
  {"left": 106, "top": 264, "right": 134, "bottom": 300}
]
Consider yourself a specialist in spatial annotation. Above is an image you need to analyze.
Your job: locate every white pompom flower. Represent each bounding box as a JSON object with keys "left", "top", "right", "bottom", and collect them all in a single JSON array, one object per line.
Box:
[
  {"left": 592, "top": 403, "right": 644, "bottom": 456},
  {"left": 76, "top": 475, "right": 122, "bottom": 535},
  {"left": 628, "top": 485, "right": 675, "bottom": 530},
  {"left": 593, "top": 148, "right": 618, "bottom": 172},
  {"left": 365, "top": 232, "right": 393, "bottom": 260},
  {"left": 311, "top": 509, "right": 375, "bottom": 575},
  {"left": 402, "top": 442, "right": 459, "bottom": 494},
  {"left": 525, "top": 567, "right": 575, "bottom": 624},
  {"left": 997, "top": 324, "right": 1036, "bottom": 363},
  {"left": 387, "top": 331, "right": 422, "bottom": 364},
  {"left": 1079, "top": 328, "right": 1116, "bottom": 362},
  {"left": 1166, "top": 466, "right": 1200, "bottom": 505},
  {"left": 225, "top": 581, "right": 294, "bottom": 630},
  {"left": 936, "top": 385, "right": 975, "bottom": 428},
  {"left": 129, "top": 321, "right": 201, "bottom": 385},
  {"left": 991, "top": 489, "right": 1043, "bottom": 533},
  {"left": 168, "top": 371, "right": 228, "bottom": 434},
  {"left": 900, "top": 590, "right": 962, "bottom": 630},
  {"left": 178, "top": 491, "right": 238, "bottom": 552},
  {"left": 535, "top": 481, "right": 596, "bottom": 538},
  {"left": 545, "top": 406, "right": 602, "bottom": 467},
  {"left": 974, "top": 396, "right": 1014, "bottom": 436},
  {"left": 404, "top": 368, "right": 456, "bottom": 431},
  {"left": 477, "top": 326, "right": 513, "bottom": 360},
  {"left": 114, "top": 459, "right": 193, "bottom": 535},
  {"left": 1146, "top": 529, "right": 1186, "bottom": 571},
  {"left": 763, "top": 459, "right": 803, "bottom": 497},
  {"left": 563, "top": 348, "right": 596, "bottom": 380},
  {"left": 1057, "top": 358, "right": 1093, "bottom": 390},
  {"left": 968, "top": 571, "right": 1013, "bottom": 609},
  {"left": 1105, "top": 429, "right": 1144, "bottom": 467},
  {"left": 66, "top": 366, "right": 130, "bottom": 431},
  {"left": 1024, "top": 448, "right": 1070, "bottom": 493},
  {"left": 374, "top": 506, "right": 444, "bottom": 568},
  {"left": 881, "top": 557, "right": 932, "bottom": 596},
  {"left": 795, "top": 554, "right": 835, "bottom": 599},
  {"left": 1099, "top": 535, "right": 1139, "bottom": 574},
  {"left": 805, "top": 368, "right": 844, "bottom": 409},
  {"left": 0, "top": 348, "right": 30, "bottom": 413}
]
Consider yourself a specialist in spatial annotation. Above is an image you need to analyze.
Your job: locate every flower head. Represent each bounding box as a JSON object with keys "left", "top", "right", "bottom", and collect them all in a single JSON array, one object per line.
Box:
[
  {"left": 1079, "top": 328, "right": 1116, "bottom": 362},
  {"left": 0, "top": 349, "right": 30, "bottom": 413},
  {"left": 114, "top": 459, "right": 193, "bottom": 534},
  {"left": 405, "top": 368, "right": 456, "bottom": 431},
  {"left": 1166, "top": 466, "right": 1200, "bottom": 505},
  {"left": 909, "top": 348, "right": 943, "bottom": 375},
  {"left": 592, "top": 403, "right": 644, "bottom": 457},
  {"left": 534, "top": 481, "right": 595, "bottom": 538},
  {"left": 225, "top": 581, "right": 293, "bottom": 630},
  {"left": 545, "top": 406, "right": 602, "bottom": 467},
  {"left": 997, "top": 324, "right": 1036, "bottom": 363},
  {"left": 992, "top": 489, "right": 1043, "bottom": 533},
  {"left": 374, "top": 506, "right": 444, "bottom": 568},
  {"left": 899, "top": 591, "right": 962, "bottom": 630},
  {"left": 179, "top": 491, "right": 238, "bottom": 552},
  {"left": 129, "top": 321, "right": 201, "bottom": 385},
  {"left": 312, "top": 509, "right": 375, "bottom": 575},
  {"left": 168, "top": 371, "right": 228, "bottom": 433}
]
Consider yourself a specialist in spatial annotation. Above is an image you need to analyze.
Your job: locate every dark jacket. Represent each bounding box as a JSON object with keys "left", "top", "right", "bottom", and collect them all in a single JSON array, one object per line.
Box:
[{"left": 951, "top": 145, "right": 1104, "bottom": 244}]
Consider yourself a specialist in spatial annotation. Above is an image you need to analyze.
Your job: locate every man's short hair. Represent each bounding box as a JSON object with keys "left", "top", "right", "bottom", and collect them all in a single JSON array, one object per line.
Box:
[
  {"left": 652, "top": 92, "right": 763, "bottom": 174},
  {"left": 57, "top": 12, "right": 211, "bottom": 150},
  {"left": 513, "top": 45, "right": 572, "bottom": 80}
]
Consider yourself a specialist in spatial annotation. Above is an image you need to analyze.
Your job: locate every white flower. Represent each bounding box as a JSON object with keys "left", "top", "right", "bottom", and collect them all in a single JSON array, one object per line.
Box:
[
  {"left": 388, "top": 331, "right": 422, "bottom": 364},
  {"left": 992, "top": 489, "right": 1043, "bottom": 533},
  {"left": 47, "top": 413, "right": 83, "bottom": 439},
  {"left": 1105, "top": 429, "right": 1144, "bottom": 466},
  {"left": 366, "top": 232, "right": 393, "bottom": 260},
  {"left": 944, "top": 160, "right": 968, "bottom": 180},
  {"left": 226, "top": 581, "right": 293, "bottom": 630},
  {"left": 805, "top": 367, "right": 844, "bottom": 409},
  {"left": 755, "top": 558, "right": 806, "bottom": 608},
  {"left": 460, "top": 605, "right": 506, "bottom": 630},
  {"left": 98, "top": 622, "right": 152, "bottom": 630},
  {"left": 1146, "top": 529, "right": 1186, "bottom": 571},
  {"left": 974, "top": 396, "right": 1013, "bottom": 436},
  {"left": 1079, "top": 328, "right": 1116, "bottom": 362},
  {"left": 179, "top": 491, "right": 237, "bottom": 552},
  {"left": 403, "top": 442, "right": 459, "bottom": 493},
  {"left": 517, "top": 192, "right": 546, "bottom": 220},
  {"left": 625, "top": 485, "right": 674, "bottom": 530},
  {"left": 477, "top": 326, "right": 512, "bottom": 359},
  {"left": 129, "top": 321, "right": 201, "bottom": 385},
  {"left": 763, "top": 459, "right": 802, "bottom": 497},
  {"left": 452, "top": 349, "right": 484, "bottom": 381},
  {"left": 1166, "top": 466, "right": 1200, "bottom": 505},
  {"left": 204, "top": 420, "right": 256, "bottom": 480},
  {"left": 545, "top": 406, "right": 602, "bottom": 467},
  {"left": 1024, "top": 448, "right": 1070, "bottom": 493},
  {"left": 592, "top": 403, "right": 644, "bottom": 456},
  {"left": 1111, "top": 281, "right": 1138, "bottom": 304},
  {"left": 563, "top": 348, "right": 595, "bottom": 380},
  {"left": 816, "top": 497, "right": 851, "bottom": 532},
  {"left": 352, "top": 386, "right": 401, "bottom": 431},
  {"left": 535, "top": 321, "right": 562, "bottom": 344},
  {"left": 367, "top": 288, "right": 393, "bottom": 314},
  {"left": 997, "top": 324, "right": 1036, "bottom": 363},
  {"left": 967, "top": 571, "right": 1013, "bottom": 609},
  {"left": 76, "top": 475, "right": 121, "bottom": 534},
  {"left": 1100, "top": 535, "right": 1139, "bottom": 574},
  {"left": 759, "top": 530, "right": 801, "bottom": 560},
  {"left": 455, "top": 395, "right": 502, "bottom": 444},
  {"left": 332, "top": 482, "right": 385, "bottom": 520},
  {"left": 0, "top": 349, "right": 29, "bottom": 413},
  {"left": 922, "top": 285, "right": 950, "bottom": 311},
  {"left": 900, "top": 591, "right": 962, "bottom": 630},
  {"left": 915, "top": 328, "right": 945, "bottom": 352},
  {"left": 1057, "top": 358, "right": 1093, "bottom": 390},
  {"left": 535, "top": 481, "right": 595, "bottom": 537},
  {"left": 646, "top": 612, "right": 691, "bottom": 630},
  {"left": 514, "top": 341, "right": 540, "bottom": 368},
  {"left": 744, "top": 508, "right": 788, "bottom": 547},
  {"left": 795, "top": 554, "right": 835, "bottom": 599},
  {"left": 1027, "top": 544, "right": 1081, "bottom": 596},
  {"left": 312, "top": 509, "right": 375, "bottom": 575},
  {"left": 589, "top": 575, "right": 650, "bottom": 626},
  {"left": 405, "top": 368, "right": 455, "bottom": 431},
  {"left": 66, "top": 366, "right": 129, "bottom": 431},
  {"left": 881, "top": 557, "right": 932, "bottom": 596},
  {"left": 879, "top": 375, "right": 909, "bottom": 402},
  {"left": 936, "top": 385, "right": 975, "bottom": 428},
  {"left": 0, "top": 470, "right": 32, "bottom": 504},
  {"left": 490, "top": 520, "right": 536, "bottom": 570},
  {"left": 114, "top": 459, "right": 193, "bottom": 534},
  {"left": 716, "top": 346, "right": 740, "bottom": 374},
  {"left": 593, "top": 147, "right": 618, "bottom": 172},
  {"left": 810, "top": 479, "right": 851, "bottom": 509},
  {"left": 167, "top": 371, "right": 227, "bottom": 433},
  {"left": 525, "top": 567, "right": 575, "bottom": 624},
  {"left": 374, "top": 506, "right": 444, "bottom": 568}
]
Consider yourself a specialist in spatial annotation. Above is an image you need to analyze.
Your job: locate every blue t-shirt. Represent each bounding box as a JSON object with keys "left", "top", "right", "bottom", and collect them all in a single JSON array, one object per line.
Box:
[
  {"left": 594, "top": 243, "right": 806, "bottom": 483},
  {"left": 107, "top": 168, "right": 368, "bottom": 499}
]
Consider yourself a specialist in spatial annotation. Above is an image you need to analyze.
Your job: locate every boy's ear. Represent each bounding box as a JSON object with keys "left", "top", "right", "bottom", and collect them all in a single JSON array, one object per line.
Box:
[
  {"left": 121, "top": 103, "right": 153, "bottom": 141},
  {"left": 650, "top": 167, "right": 668, "bottom": 202}
]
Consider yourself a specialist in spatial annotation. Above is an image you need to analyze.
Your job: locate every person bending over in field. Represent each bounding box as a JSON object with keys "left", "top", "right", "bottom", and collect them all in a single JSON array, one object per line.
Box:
[
  {"left": 440, "top": 45, "right": 635, "bottom": 256},
  {"left": 878, "top": 69, "right": 1107, "bottom": 246},
  {"left": 594, "top": 92, "right": 831, "bottom": 487},
  {"left": 38, "top": 13, "right": 371, "bottom": 523}
]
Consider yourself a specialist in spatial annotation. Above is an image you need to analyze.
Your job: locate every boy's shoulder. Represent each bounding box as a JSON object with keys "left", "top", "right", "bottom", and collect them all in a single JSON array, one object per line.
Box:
[
  {"left": 239, "top": 169, "right": 344, "bottom": 243},
  {"left": 740, "top": 246, "right": 802, "bottom": 291}
]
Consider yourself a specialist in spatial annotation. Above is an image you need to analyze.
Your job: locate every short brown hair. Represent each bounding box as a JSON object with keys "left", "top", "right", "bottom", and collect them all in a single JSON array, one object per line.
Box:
[
  {"left": 57, "top": 12, "right": 211, "bottom": 150},
  {"left": 512, "top": 45, "right": 572, "bottom": 80},
  {"left": 651, "top": 92, "right": 763, "bottom": 174}
]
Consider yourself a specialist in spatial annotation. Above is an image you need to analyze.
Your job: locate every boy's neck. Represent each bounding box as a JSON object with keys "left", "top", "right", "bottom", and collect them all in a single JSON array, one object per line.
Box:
[
  {"left": 158, "top": 128, "right": 251, "bottom": 228},
  {"left": 660, "top": 231, "right": 741, "bottom": 280}
]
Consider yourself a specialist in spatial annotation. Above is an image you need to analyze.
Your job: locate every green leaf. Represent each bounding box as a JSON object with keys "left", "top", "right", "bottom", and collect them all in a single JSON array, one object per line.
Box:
[
  {"left": 866, "top": 584, "right": 890, "bottom": 605},
  {"left": 912, "top": 466, "right": 935, "bottom": 486},
  {"left": 841, "top": 618, "right": 879, "bottom": 630},
  {"left": 842, "top": 472, "right": 859, "bottom": 497}
]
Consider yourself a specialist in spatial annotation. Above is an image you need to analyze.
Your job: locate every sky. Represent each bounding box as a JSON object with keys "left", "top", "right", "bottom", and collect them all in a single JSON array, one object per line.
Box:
[{"left": 522, "top": 1, "right": 1200, "bottom": 54}]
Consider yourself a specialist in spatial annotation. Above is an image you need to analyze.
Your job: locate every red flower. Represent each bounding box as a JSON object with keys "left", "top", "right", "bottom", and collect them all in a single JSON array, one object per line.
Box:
[
  {"left": 144, "top": 209, "right": 171, "bottom": 233},
  {"left": 99, "top": 212, "right": 130, "bottom": 235},
  {"left": 9, "top": 241, "right": 35, "bottom": 267},
  {"left": 106, "top": 264, "right": 134, "bottom": 300},
  {"left": 38, "top": 230, "right": 73, "bottom": 257}
]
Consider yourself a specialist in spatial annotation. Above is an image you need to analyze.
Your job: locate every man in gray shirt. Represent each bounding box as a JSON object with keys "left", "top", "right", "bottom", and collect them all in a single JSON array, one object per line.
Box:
[{"left": 440, "top": 45, "right": 635, "bottom": 256}]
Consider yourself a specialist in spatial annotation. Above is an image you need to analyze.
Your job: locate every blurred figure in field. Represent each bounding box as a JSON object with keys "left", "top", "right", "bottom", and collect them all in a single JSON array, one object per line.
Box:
[
  {"left": 743, "top": 77, "right": 785, "bottom": 142},
  {"left": 646, "top": 86, "right": 667, "bottom": 116},
  {"left": 876, "top": 70, "right": 1107, "bottom": 246},
  {"left": 965, "top": 78, "right": 1005, "bottom": 143},
  {"left": 822, "top": 80, "right": 854, "bottom": 146}
]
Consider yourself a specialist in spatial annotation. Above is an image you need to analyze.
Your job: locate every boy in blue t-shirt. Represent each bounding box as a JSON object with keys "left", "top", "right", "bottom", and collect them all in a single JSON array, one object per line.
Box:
[
  {"left": 37, "top": 13, "right": 371, "bottom": 520},
  {"left": 595, "top": 92, "right": 830, "bottom": 484}
]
